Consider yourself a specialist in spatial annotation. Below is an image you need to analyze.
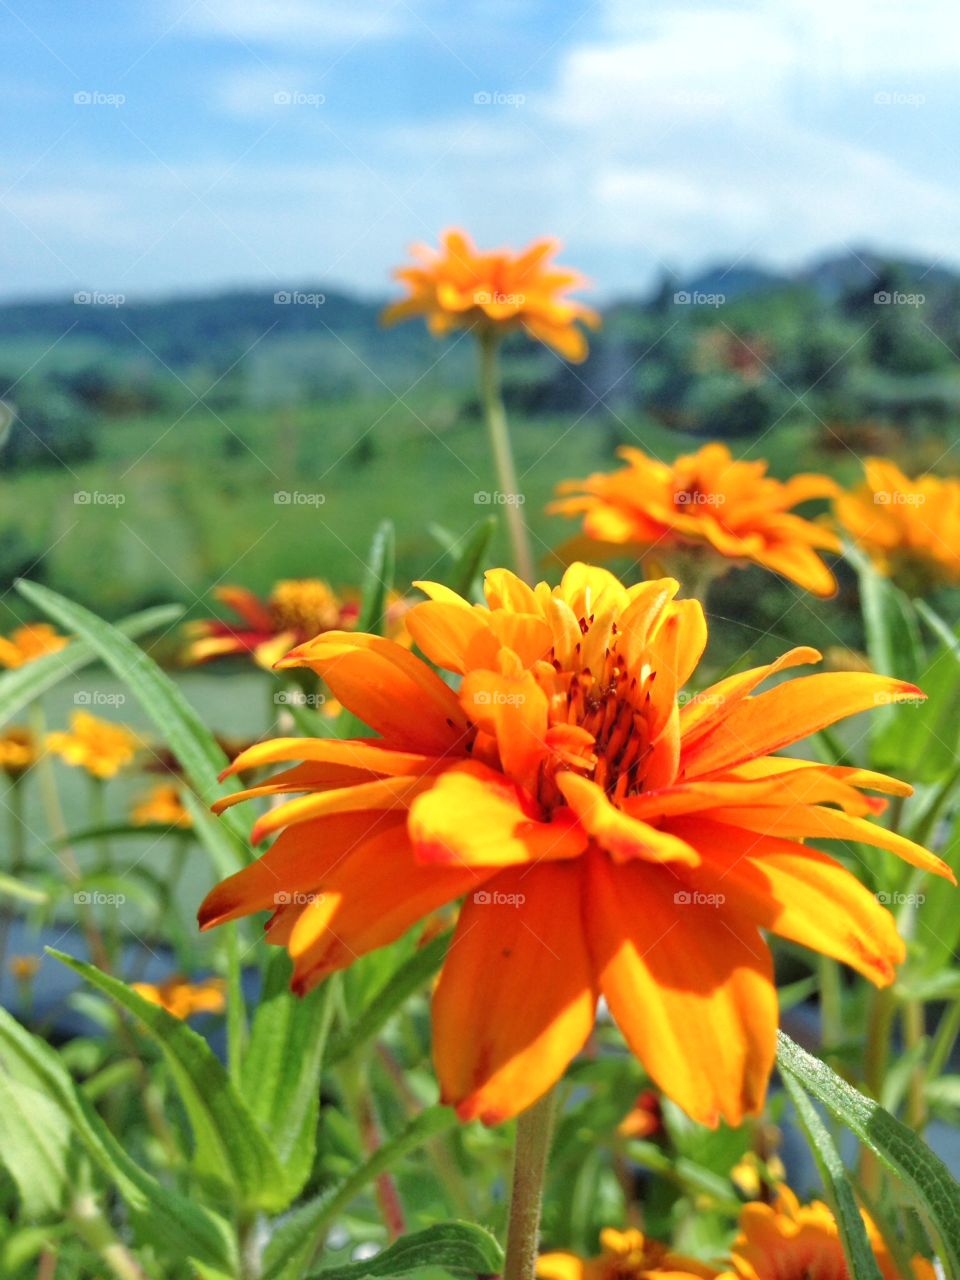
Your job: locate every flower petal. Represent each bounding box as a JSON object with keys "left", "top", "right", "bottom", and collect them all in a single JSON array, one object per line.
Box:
[{"left": 557, "top": 773, "right": 699, "bottom": 866}]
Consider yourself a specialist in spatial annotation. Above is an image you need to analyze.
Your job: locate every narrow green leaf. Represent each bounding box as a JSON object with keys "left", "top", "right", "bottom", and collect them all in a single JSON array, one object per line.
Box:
[
  {"left": 778, "top": 1030, "right": 960, "bottom": 1273},
  {"left": 242, "top": 951, "right": 335, "bottom": 1202},
  {"left": 0, "top": 602, "right": 182, "bottom": 725},
  {"left": 306, "top": 1221, "right": 504, "bottom": 1279},
  {"left": 327, "top": 929, "right": 451, "bottom": 1066},
  {"left": 262, "top": 1106, "right": 459, "bottom": 1280},
  {"left": 0, "top": 1005, "right": 235, "bottom": 1272},
  {"left": 781, "top": 1070, "right": 884, "bottom": 1280},
  {"left": 849, "top": 545, "right": 922, "bottom": 686},
  {"left": 0, "top": 872, "right": 48, "bottom": 904},
  {"left": 50, "top": 949, "right": 290, "bottom": 1213},
  {"left": 445, "top": 518, "right": 497, "bottom": 599},
  {"left": 14, "top": 580, "right": 245, "bottom": 836},
  {"left": 356, "top": 520, "right": 395, "bottom": 635},
  {"left": 0, "top": 1072, "right": 75, "bottom": 1218}
]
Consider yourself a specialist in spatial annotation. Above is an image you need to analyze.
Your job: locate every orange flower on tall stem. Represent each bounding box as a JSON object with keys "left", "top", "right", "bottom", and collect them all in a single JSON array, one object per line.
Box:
[
  {"left": 551, "top": 443, "right": 840, "bottom": 600},
  {"left": 199, "top": 564, "right": 951, "bottom": 1131},
  {"left": 385, "top": 230, "right": 599, "bottom": 584},
  {"left": 718, "top": 1185, "right": 936, "bottom": 1280},
  {"left": 0, "top": 622, "right": 68, "bottom": 669},
  {"left": 538, "top": 1226, "right": 718, "bottom": 1280},
  {"left": 834, "top": 458, "right": 960, "bottom": 593}
]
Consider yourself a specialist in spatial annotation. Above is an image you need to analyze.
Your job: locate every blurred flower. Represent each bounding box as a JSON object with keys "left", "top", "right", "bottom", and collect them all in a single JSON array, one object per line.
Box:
[
  {"left": 0, "top": 727, "right": 38, "bottom": 779},
  {"left": 835, "top": 458, "right": 960, "bottom": 593},
  {"left": 8, "top": 955, "right": 40, "bottom": 983},
  {"left": 200, "top": 564, "right": 950, "bottom": 1128},
  {"left": 0, "top": 623, "right": 68, "bottom": 669},
  {"left": 183, "top": 581, "right": 357, "bottom": 670},
  {"left": 617, "top": 1090, "right": 662, "bottom": 1140},
  {"left": 46, "top": 712, "right": 139, "bottom": 779},
  {"left": 537, "top": 1227, "right": 718, "bottom": 1279},
  {"left": 718, "top": 1185, "right": 935, "bottom": 1280},
  {"left": 131, "top": 975, "right": 226, "bottom": 1020},
  {"left": 551, "top": 443, "right": 840, "bottom": 597},
  {"left": 383, "top": 228, "right": 599, "bottom": 362},
  {"left": 131, "top": 783, "right": 192, "bottom": 829},
  {"left": 729, "top": 1151, "right": 784, "bottom": 1200}
]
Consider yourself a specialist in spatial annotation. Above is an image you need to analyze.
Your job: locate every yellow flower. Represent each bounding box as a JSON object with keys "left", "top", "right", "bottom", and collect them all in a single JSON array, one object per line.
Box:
[
  {"left": 538, "top": 1227, "right": 719, "bottom": 1280},
  {"left": 131, "top": 783, "right": 192, "bottom": 829},
  {"left": 551, "top": 443, "right": 840, "bottom": 597},
  {"left": 46, "top": 712, "right": 139, "bottom": 779},
  {"left": 131, "top": 976, "right": 226, "bottom": 1020},
  {"left": 719, "top": 1186, "right": 936, "bottom": 1280},
  {"left": 835, "top": 458, "right": 960, "bottom": 592},
  {"left": 199, "top": 564, "right": 950, "bottom": 1128},
  {"left": 0, "top": 727, "right": 38, "bottom": 779},
  {"left": 384, "top": 228, "right": 600, "bottom": 361},
  {"left": 9, "top": 955, "right": 40, "bottom": 983},
  {"left": 0, "top": 623, "right": 68, "bottom": 669}
]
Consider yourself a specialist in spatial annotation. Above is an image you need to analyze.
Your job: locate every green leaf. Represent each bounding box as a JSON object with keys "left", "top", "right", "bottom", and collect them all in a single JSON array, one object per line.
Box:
[
  {"left": 0, "top": 872, "right": 48, "bottom": 905},
  {"left": 356, "top": 520, "right": 395, "bottom": 635},
  {"left": 0, "top": 1005, "right": 235, "bottom": 1272},
  {"left": 445, "top": 518, "right": 497, "bottom": 599},
  {"left": 241, "top": 951, "right": 335, "bottom": 1203},
  {"left": 50, "top": 949, "right": 290, "bottom": 1213},
  {"left": 0, "top": 1072, "right": 75, "bottom": 1218},
  {"left": 327, "top": 928, "right": 451, "bottom": 1066},
  {"left": 849, "top": 545, "right": 922, "bottom": 686},
  {"left": 778, "top": 1030, "right": 960, "bottom": 1273},
  {"left": 306, "top": 1221, "right": 504, "bottom": 1279},
  {"left": 0, "top": 602, "right": 182, "bottom": 726},
  {"left": 780, "top": 1070, "right": 884, "bottom": 1280},
  {"left": 262, "top": 1106, "right": 459, "bottom": 1280},
  {"left": 14, "top": 580, "right": 245, "bottom": 837}
]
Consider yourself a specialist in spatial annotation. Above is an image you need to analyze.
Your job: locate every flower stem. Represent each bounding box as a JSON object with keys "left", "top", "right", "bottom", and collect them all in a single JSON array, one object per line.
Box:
[
  {"left": 477, "top": 330, "right": 535, "bottom": 584},
  {"left": 503, "top": 1088, "right": 557, "bottom": 1280}
]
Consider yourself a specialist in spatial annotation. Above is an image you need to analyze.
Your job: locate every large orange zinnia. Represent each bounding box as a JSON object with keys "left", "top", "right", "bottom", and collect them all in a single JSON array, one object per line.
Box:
[
  {"left": 551, "top": 443, "right": 840, "bottom": 597},
  {"left": 199, "top": 565, "right": 951, "bottom": 1127},
  {"left": 835, "top": 458, "right": 960, "bottom": 593},
  {"left": 383, "top": 229, "right": 599, "bottom": 361},
  {"left": 538, "top": 1227, "right": 718, "bottom": 1280}
]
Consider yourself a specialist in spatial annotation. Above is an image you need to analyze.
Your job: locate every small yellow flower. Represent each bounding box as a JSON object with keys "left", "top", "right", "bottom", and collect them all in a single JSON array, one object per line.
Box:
[
  {"left": 0, "top": 623, "right": 68, "bottom": 669},
  {"left": 835, "top": 458, "right": 960, "bottom": 592},
  {"left": 131, "top": 976, "right": 226, "bottom": 1020},
  {"left": 719, "top": 1185, "right": 935, "bottom": 1280},
  {"left": 0, "top": 727, "right": 38, "bottom": 779},
  {"left": 131, "top": 783, "right": 192, "bottom": 829},
  {"left": 9, "top": 955, "right": 40, "bottom": 983},
  {"left": 538, "top": 1227, "right": 719, "bottom": 1279},
  {"left": 46, "top": 712, "right": 139, "bottom": 779}
]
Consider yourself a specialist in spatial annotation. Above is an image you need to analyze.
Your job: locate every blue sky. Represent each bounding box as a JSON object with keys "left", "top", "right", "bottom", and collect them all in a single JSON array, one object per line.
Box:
[{"left": 1, "top": 0, "right": 957, "bottom": 302}]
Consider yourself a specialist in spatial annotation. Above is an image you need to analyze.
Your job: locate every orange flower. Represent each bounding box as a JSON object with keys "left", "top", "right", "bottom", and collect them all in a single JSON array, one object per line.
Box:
[
  {"left": 718, "top": 1186, "right": 936, "bottom": 1280},
  {"left": 0, "top": 622, "right": 68, "bottom": 669},
  {"left": 551, "top": 443, "right": 840, "bottom": 597},
  {"left": 835, "top": 458, "right": 960, "bottom": 592},
  {"left": 131, "top": 976, "right": 226, "bottom": 1020},
  {"left": 383, "top": 229, "right": 600, "bottom": 361},
  {"left": 0, "top": 727, "right": 37, "bottom": 779},
  {"left": 131, "top": 783, "right": 192, "bottom": 829},
  {"left": 538, "top": 1227, "right": 718, "bottom": 1280},
  {"left": 46, "top": 712, "right": 139, "bottom": 779},
  {"left": 617, "top": 1090, "right": 662, "bottom": 1140},
  {"left": 183, "top": 581, "right": 358, "bottom": 670},
  {"left": 199, "top": 565, "right": 952, "bottom": 1128}
]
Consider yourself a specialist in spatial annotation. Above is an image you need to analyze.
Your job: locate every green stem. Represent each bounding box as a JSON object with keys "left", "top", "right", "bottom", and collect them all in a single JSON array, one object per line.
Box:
[
  {"left": 503, "top": 1088, "right": 557, "bottom": 1280},
  {"left": 861, "top": 986, "right": 895, "bottom": 1195},
  {"left": 0, "top": 777, "right": 26, "bottom": 976},
  {"left": 903, "top": 999, "right": 927, "bottom": 1132},
  {"left": 818, "top": 956, "right": 843, "bottom": 1061},
  {"left": 928, "top": 997, "right": 960, "bottom": 1081},
  {"left": 225, "top": 921, "right": 246, "bottom": 1084},
  {"left": 477, "top": 330, "right": 535, "bottom": 584},
  {"left": 69, "top": 1193, "right": 147, "bottom": 1280}
]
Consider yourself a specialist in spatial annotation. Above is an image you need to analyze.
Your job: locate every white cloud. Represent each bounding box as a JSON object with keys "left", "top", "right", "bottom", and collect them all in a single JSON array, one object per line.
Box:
[{"left": 180, "top": 0, "right": 406, "bottom": 47}]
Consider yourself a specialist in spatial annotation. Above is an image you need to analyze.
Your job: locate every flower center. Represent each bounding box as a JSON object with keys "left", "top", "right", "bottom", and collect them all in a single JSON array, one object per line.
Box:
[{"left": 269, "top": 580, "right": 342, "bottom": 636}]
